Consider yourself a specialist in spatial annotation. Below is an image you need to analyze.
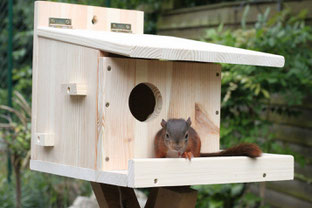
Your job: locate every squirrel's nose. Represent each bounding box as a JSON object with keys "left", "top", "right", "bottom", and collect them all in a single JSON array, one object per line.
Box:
[{"left": 174, "top": 146, "right": 182, "bottom": 150}]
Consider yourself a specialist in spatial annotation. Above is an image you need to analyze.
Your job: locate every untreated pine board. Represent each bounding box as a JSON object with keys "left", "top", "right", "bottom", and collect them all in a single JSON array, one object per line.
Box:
[
  {"left": 96, "top": 57, "right": 137, "bottom": 171},
  {"left": 31, "top": 153, "right": 293, "bottom": 188},
  {"left": 36, "top": 26, "right": 284, "bottom": 67},
  {"left": 34, "top": 1, "right": 144, "bottom": 34},
  {"left": 30, "top": 160, "right": 129, "bottom": 187},
  {"left": 62, "top": 83, "right": 87, "bottom": 96},
  {"left": 97, "top": 57, "right": 221, "bottom": 171},
  {"left": 32, "top": 38, "right": 100, "bottom": 169},
  {"left": 127, "top": 154, "right": 294, "bottom": 188},
  {"left": 35, "top": 133, "right": 54, "bottom": 146}
]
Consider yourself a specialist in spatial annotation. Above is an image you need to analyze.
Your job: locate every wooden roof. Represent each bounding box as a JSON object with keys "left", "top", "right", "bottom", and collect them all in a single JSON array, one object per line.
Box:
[{"left": 37, "top": 27, "right": 284, "bottom": 67}]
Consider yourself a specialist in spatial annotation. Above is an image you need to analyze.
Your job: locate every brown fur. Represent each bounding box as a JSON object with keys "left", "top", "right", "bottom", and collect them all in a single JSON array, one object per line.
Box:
[
  {"left": 154, "top": 118, "right": 262, "bottom": 159},
  {"left": 200, "top": 143, "right": 262, "bottom": 158}
]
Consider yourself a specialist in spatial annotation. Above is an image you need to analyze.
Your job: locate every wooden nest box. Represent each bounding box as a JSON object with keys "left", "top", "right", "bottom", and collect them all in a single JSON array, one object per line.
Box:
[{"left": 31, "top": 1, "right": 293, "bottom": 188}]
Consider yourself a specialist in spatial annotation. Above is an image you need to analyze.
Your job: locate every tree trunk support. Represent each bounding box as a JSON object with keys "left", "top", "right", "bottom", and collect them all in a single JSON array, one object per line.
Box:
[{"left": 91, "top": 182, "right": 198, "bottom": 208}]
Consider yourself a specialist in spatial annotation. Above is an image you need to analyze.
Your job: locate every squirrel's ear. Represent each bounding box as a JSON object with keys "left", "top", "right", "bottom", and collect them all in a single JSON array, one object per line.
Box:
[
  {"left": 186, "top": 117, "right": 192, "bottom": 126},
  {"left": 161, "top": 119, "right": 167, "bottom": 128}
]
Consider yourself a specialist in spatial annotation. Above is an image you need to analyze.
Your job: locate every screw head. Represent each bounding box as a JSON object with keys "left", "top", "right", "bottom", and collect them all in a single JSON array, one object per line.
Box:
[
  {"left": 216, "top": 111, "right": 219, "bottom": 115},
  {"left": 92, "top": 16, "right": 97, "bottom": 24},
  {"left": 105, "top": 102, "right": 110, "bottom": 107},
  {"left": 216, "top": 72, "right": 220, "bottom": 77},
  {"left": 105, "top": 157, "right": 109, "bottom": 162},
  {"left": 107, "top": 65, "right": 111, "bottom": 71}
]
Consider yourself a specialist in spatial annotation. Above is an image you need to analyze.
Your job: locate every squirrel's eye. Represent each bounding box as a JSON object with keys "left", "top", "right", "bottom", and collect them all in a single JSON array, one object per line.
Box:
[
  {"left": 166, "top": 133, "right": 169, "bottom": 138},
  {"left": 185, "top": 133, "right": 188, "bottom": 139}
]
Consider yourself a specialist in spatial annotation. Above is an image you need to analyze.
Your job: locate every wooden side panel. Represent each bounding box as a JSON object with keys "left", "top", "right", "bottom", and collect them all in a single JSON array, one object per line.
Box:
[
  {"left": 35, "top": 1, "right": 144, "bottom": 34},
  {"left": 31, "top": 38, "right": 100, "bottom": 169},
  {"left": 97, "top": 57, "right": 220, "bottom": 170}
]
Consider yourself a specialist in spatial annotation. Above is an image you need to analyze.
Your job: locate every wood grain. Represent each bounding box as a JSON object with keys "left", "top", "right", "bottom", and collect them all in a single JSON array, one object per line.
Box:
[
  {"left": 30, "top": 159, "right": 128, "bottom": 187},
  {"left": 35, "top": 133, "right": 54, "bottom": 147},
  {"left": 62, "top": 83, "right": 87, "bottom": 96},
  {"left": 37, "top": 26, "right": 285, "bottom": 67},
  {"left": 128, "top": 154, "right": 294, "bottom": 188},
  {"left": 251, "top": 184, "right": 312, "bottom": 208},
  {"left": 97, "top": 58, "right": 136, "bottom": 171},
  {"left": 97, "top": 57, "right": 221, "bottom": 170},
  {"left": 34, "top": 1, "right": 144, "bottom": 34},
  {"left": 157, "top": 0, "right": 312, "bottom": 39},
  {"left": 30, "top": 153, "right": 294, "bottom": 188},
  {"left": 32, "top": 38, "right": 100, "bottom": 169}
]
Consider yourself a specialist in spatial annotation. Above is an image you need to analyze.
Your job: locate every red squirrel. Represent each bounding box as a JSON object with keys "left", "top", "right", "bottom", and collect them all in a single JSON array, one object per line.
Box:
[{"left": 154, "top": 117, "right": 262, "bottom": 160}]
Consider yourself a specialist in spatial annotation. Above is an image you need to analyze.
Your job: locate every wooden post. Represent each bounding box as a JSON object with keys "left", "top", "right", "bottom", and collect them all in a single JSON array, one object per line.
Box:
[
  {"left": 145, "top": 186, "right": 198, "bottom": 208},
  {"left": 91, "top": 182, "right": 140, "bottom": 208},
  {"left": 91, "top": 182, "right": 198, "bottom": 208}
]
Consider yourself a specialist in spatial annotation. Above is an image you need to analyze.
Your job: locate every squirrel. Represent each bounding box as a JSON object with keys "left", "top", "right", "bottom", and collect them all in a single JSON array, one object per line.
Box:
[{"left": 154, "top": 117, "right": 262, "bottom": 160}]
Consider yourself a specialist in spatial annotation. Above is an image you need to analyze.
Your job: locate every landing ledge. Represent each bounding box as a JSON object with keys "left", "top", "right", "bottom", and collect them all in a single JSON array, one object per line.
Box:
[{"left": 30, "top": 153, "right": 293, "bottom": 188}]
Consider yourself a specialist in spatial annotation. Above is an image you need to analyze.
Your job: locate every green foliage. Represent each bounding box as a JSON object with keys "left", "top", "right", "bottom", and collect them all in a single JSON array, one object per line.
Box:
[
  {"left": 202, "top": 8, "right": 312, "bottom": 151},
  {"left": 0, "top": 169, "right": 92, "bottom": 208},
  {"left": 0, "top": 91, "right": 92, "bottom": 208},
  {"left": 0, "top": 91, "right": 31, "bottom": 162},
  {"left": 10, "top": 1, "right": 34, "bottom": 98},
  {"left": 194, "top": 184, "right": 261, "bottom": 208},
  {"left": 1, "top": 1, "right": 311, "bottom": 207},
  {"left": 195, "top": 8, "right": 312, "bottom": 208}
]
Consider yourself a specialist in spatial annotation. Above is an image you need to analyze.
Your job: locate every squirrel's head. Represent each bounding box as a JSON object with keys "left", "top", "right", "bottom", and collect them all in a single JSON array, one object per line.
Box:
[{"left": 160, "top": 117, "right": 191, "bottom": 153}]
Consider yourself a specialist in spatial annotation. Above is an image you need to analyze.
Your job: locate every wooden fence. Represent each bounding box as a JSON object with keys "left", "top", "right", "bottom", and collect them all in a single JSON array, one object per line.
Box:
[
  {"left": 157, "top": 0, "right": 312, "bottom": 39},
  {"left": 157, "top": 1, "right": 312, "bottom": 207}
]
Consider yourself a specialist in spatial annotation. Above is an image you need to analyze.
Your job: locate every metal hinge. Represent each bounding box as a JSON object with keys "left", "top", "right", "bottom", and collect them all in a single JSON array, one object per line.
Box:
[
  {"left": 49, "top": 18, "right": 72, "bottom": 29},
  {"left": 111, "top": 23, "right": 132, "bottom": 33}
]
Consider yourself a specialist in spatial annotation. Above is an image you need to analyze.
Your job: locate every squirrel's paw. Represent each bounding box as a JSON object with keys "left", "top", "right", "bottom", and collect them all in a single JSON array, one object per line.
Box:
[{"left": 181, "top": 152, "right": 193, "bottom": 161}]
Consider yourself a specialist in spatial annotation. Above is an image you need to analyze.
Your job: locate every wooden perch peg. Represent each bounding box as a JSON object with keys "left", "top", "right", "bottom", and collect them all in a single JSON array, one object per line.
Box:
[
  {"left": 35, "top": 133, "right": 54, "bottom": 147},
  {"left": 62, "top": 83, "right": 87, "bottom": 96}
]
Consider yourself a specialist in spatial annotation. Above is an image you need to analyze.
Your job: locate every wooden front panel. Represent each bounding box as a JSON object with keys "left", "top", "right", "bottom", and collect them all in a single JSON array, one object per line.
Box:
[
  {"left": 31, "top": 38, "right": 100, "bottom": 169},
  {"left": 98, "top": 57, "right": 221, "bottom": 170}
]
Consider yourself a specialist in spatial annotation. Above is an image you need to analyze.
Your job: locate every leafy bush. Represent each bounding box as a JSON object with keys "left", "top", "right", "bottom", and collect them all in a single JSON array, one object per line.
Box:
[
  {"left": 0, "top": 91, "right": 92, "bottom": 208},
  {"left": 203, "top": 8, "right": 312, "bottom": 152},
  {"left": 0, "top": 169, "right": 92, "bottom": 208},
  {"left": 194, "top": 8, "right": 312, "bottom": 208}
]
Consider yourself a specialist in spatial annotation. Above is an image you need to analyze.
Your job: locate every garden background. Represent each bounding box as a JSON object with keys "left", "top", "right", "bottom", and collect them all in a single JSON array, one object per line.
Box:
[{"left": 0, "top": 0, "right": 311, "bottom": 207}]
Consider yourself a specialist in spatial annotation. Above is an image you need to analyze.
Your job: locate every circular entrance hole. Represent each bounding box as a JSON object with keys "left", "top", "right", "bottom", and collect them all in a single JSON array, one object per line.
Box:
[{"left": 128, "top": 83, "right": 162, "bottom": 122}]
